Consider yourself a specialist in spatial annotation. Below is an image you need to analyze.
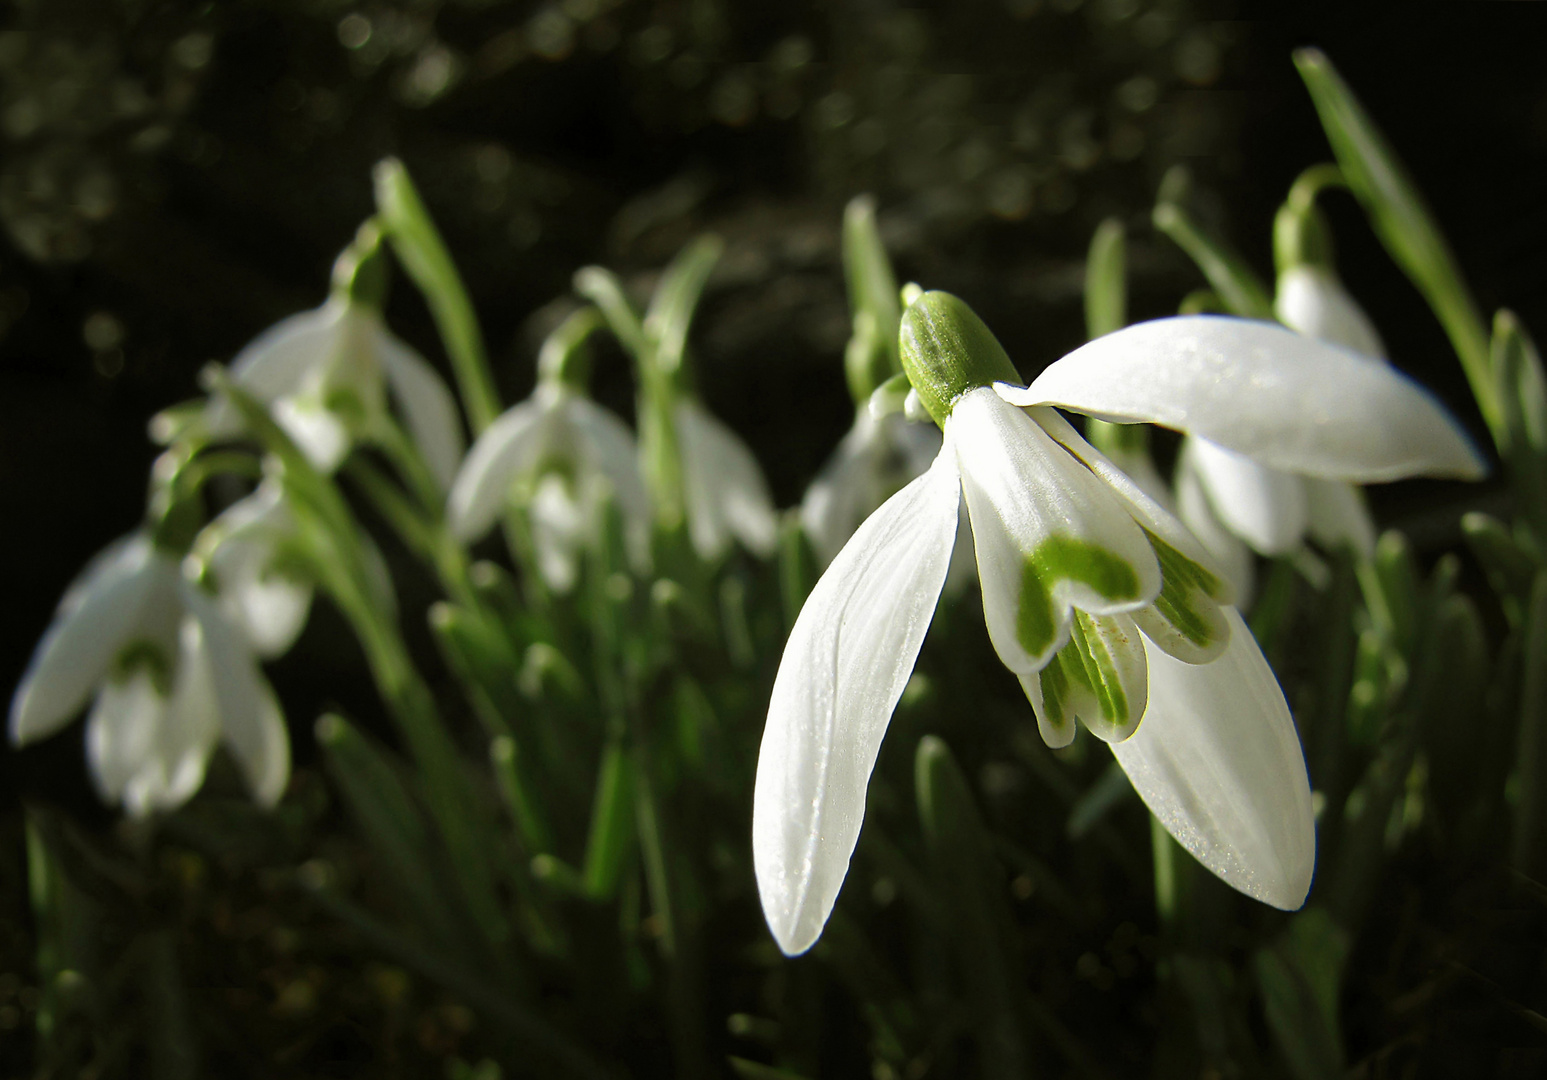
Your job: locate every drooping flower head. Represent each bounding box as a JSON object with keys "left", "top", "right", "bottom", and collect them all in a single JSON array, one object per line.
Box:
[
  {"left": 753, "top": 292, "right": 1484, "bottom": 956},
  {"left": 10, "top": 533, "right": 290, "bottom": 816},
  {"left": 448, "top": 308, "right": 651, "bottom": 591},
  {"left": 201, "top": 222, "right": 466, "bottom": 490}
]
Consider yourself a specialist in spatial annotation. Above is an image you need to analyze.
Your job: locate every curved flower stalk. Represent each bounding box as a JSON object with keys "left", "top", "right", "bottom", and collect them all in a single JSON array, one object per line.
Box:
[
  {"left": 575, "top": 238, "right": 778, "bottom": 562},
  {"left": 448, "top": 311, "right": 651, "bottom": 591},
  {"left": 205, "top": 223, "right": 466, "bottom": 492},
  {"left": 753, "top": 292, "right": 1484, "bottom": 955},
  {"left": 9, "top": 533, "right": 290, "bottom": 817}
]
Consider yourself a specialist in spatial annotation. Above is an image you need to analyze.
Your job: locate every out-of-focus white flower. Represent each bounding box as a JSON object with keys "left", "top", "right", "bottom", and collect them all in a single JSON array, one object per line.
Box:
[
  {"left": 1177, "top": 258, "right": 1387, "bottom": 575},
  {"left": 10, "top": 534, "right": 290, "bottom": 816},
  {"left": 801, "top": 409, "right": 941, "bottom": 568},
  {"left": 210, "top": 297, "right": 465, "bottom": 489},
  {"left": 753, "top": 296, "right": 1484, "bottom": 956},
  {"left": 448, "top": 382, "right": 651, "bottom": 591},
  {"left": 197, "top": 482, "right": 312, "bottom": 658},
  {"left": 675, "top": 397, "right": 779, "bottom": 562}
]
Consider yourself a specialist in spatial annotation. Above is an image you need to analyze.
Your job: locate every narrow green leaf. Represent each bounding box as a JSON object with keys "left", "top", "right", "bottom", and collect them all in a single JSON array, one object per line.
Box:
[
  {"left": 490, "top": 735, "right": 556, "bottom": 855},
  {"left": 373, "top": 158, "right": 500, "bottom": 433},
  {"left": 1461, "top": 511, "right": 1537, "bottom": 626},
  {"left": 842, "top": 195, "right": 902, "bottom": 401},
  {"left": 582, "top": 738, "right": 636, "bottom": 901},
  {"left": 1084, "top": 217, "right": 1127, "bottom": 339},
  {"left": 1067, "top": 759, "right": 1136, "bottom": 839},
  {"left": 1512, "top": 573, "right": 1547, "bottom": 878},
  {"left": 1493, "top": 310, "right": 1547, "bottom": 537},
  {"left": 645, "top": 233, "right": 722, "bottom": 377},
  {"left": 1253, "top": 908, "right": 1348, "bottom": 1080},
  {"left": 1152, "top": 195, "right": 1274, "bottom": 320},
  {"left": 728, "top": 1058, "right": 814, "bottom": 1080},
  {"left": 916, "top": 735, "right": 1029, "bottom": 1080},
  {"left": 537, "top": 306, "right": 603, "bottom": 391},
  {"left": 1294, "top": 48, "right": 1498, "bottom": 441}
]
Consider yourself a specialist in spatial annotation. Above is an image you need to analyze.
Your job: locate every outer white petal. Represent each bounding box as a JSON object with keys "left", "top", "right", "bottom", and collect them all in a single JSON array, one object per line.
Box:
[
  {"left": 85, "top": 670, "right": 166, "bottom": 807},
  {"left": 529, "top": 474, "right": 587, "bottom": 593},
  {"left": 1111, "top": 607, "right": 1315, "bottom": 910},
  {"left": 1014, "top": 316, "right": 1486, "bottom": 481},
  {"left": 951, "top": 389, "right": 1161, "bottom": 674},
  {"left": 446, "top": 395, "right": 551, "bottom": 542},
  {"left": 1303, "top": 478, "right": 1376, "bottom": 558},
  {"left": 230, "top": 303, "right": 347, "bottom": 399},
  {"left": 1185, "top": 438, "right": 1308, "bottom": 556},
  {"left": 1275, "top": 266, "right": 1385, "bottom": 360},
  {"left": 203, "top": 304, "right": 345, "bottom": 439},
  {"left": 10, "top": 538, "right": 183, "bottom": 745},
  {"left": 677, "top": 399, "right": 779, "bottom": 560},
  {"left": 377, "top": 327, "right": 468, "bottom": 492},
  {"left": 565, "top": 395, "right": 654, "bottom": 574},
  {"left": 753, "top": 445, "right": 962, "bottom": 956},
  {"left": 205, "top": 485, "right": 312, "bottom": 658},
  {"left": 272, "top": 398, "right": 350, "bottom": 474},
  {"left": 183, "top": 583, "right": 290, "bottom": 807},
  {"left": 1175, "top": 459, "right": 1256, "bottom": 604}
]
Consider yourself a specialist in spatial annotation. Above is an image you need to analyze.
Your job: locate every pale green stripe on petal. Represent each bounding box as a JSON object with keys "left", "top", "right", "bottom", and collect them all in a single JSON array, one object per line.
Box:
[
  {"left": 951, "top": 388, "right": 1160, "bottom": 674},
  {"left": 1131, "top": 529, "right": 1233, "bottom": 665}
]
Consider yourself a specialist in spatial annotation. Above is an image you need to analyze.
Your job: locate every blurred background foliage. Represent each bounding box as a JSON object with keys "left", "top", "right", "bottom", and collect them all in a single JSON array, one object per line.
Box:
[{"left": 2, "top": 1, "right": 1547, "bottom": 1077}]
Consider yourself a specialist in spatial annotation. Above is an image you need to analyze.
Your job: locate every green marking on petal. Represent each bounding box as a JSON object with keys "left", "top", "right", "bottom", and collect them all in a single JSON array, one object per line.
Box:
[
  {"left": 1135, "top": 528, "right": 1232, "bottom": 663},
  {"left": 1068, "top": 613, "right": 1130, "bottom": 731},
  {"left": 1037, "top": 658, "right": 1075, "bottom": 739},
  {"left": 1016, "top": 536, "right": 1143, "bottom": 658}
]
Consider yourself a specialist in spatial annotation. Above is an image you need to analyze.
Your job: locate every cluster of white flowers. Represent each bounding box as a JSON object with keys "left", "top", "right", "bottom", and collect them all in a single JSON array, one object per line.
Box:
[{"left": 9, "top": 185, "right": 1483, "bottom": 971}]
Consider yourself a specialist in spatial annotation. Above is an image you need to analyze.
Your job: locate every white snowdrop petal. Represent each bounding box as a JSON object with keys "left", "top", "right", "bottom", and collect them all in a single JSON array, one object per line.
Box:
[
  {"left": 753, "top": 445, "right": 961, "bottom": 956},
  {"left": 1111, "top": 607, "right": 1315, "bottom": 910},
  {"left": 565, "top": 395, "right": 654, "bottom": 574},
  {"left": 230, "top": 303, "right": 346, "bottom": 400},
  {"left": 951, "top": 388, "right": 1160, "bottom": 674},
  {"left": 183, "top": 584, "right": 291, "bottom": 808},
  {"left": 272, "top": 398, "right": 351, "bottom": 474},
  {"left": 205, "top": 486, "right": 312, "bottom": 658},
  {"left": 10, "top": 539, "right": 181, "bottom": 745},
  {"left": 677, "top": 399, "right": 779, "bottom": 560},
  {"left": 1017, "top": 316, "right": 1485, "bottom": 481},
  {"left": 1186, "top": 437, "right": 1309, "bottom": 556},
  {"left": 1303, "top": 478, "right": 1377, "bottom": 558},
  {"left": 1175, "top": 460, "right": 1256, "bottom": 606},
  {"left": 378, "top": 328, "right": 468, "bottom": 492},
  {"left": 1017, "top": 671, "right": 1076, "bottom": 750},
  {"left": 446, "top": 396, "right": 550, "bottom": 542},
  {"left": 1275, "top": 266, "right": 1386, "bottom": 360},
  {"left": 529, "top": 474, "right": 587, "bottom": 594},
  {"left": 85, "top": 670, "right": 165, "bottom": 806}
]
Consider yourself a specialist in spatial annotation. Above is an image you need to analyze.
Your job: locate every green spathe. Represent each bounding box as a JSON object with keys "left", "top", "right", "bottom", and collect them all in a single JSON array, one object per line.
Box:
[
  {"left": 899, "top": 292, "right": 1021, "bottom": 426},
  {"left": 1016, "top": 536, "right": 1143, "bottom": 659}
]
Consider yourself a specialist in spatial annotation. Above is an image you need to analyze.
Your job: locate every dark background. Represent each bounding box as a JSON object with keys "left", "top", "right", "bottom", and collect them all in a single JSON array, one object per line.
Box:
[{"left": 2, "top": 1, "right": 1545, "bottom": 810}]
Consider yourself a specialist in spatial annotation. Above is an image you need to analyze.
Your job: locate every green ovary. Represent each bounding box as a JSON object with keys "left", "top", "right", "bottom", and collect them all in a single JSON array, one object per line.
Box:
[{"left": 1016, "top": 536, "right": 1142, "bottom": 659}]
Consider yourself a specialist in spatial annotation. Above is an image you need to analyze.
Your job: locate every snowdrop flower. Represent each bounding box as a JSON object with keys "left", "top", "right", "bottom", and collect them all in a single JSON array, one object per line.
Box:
[
  {"left": 206, "top": 226, "right": 465, "bottom": 490},
  {"left": 10, "top": 533, "right": 290, "bottom": 817},
  {"left": 449, "top": 378, "right": 651, "bottom": 591},
  {"left": 196, "top": 482, "right": 313, "bottom": 658},
  {"left": 752, "top": 292, "right": 1483, "bottom": 956},
  {"left": 1177, "top": 214, "right": 1388, "bottom": 570},
  {"left": 801, "top": 409, "right": 941, "bottom": 567},
  {"left": 675, "top": 396, "right": 780, "bottom": 562}
]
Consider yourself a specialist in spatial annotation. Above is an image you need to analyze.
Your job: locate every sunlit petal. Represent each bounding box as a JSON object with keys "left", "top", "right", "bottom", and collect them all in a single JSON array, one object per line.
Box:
[
  {"left": 446, "top": 395, "right": 550, "bottom": 542},
  {"left": 952, "top": 389, "right": 1160, "bottom": 673},
  {"left": 1111, "top": 607, "right": 1315, "bottom": 910},
  {"left": 10, "top": 538, "right": 182, "bottom": 745},
  {"left": 272, "top": 398, "right": 350, "bottom": 474},
  {"left": 1275, "top": 266, "right": 1385, "bottom": 360},
  {"left": 565, "top": 395, "right": 654, "bottom": 574},
  {"left": 1304, "top": 477, "right": 1376, "bottom": 558},
  {"left": 1185, "top": 437, "right": 1309, "bottom": 556},
  {"left": 753, "top": 445, "right": 961, "bottom": 956},
  {"left": 377, "top": 327, "right": 467, "bottom": 492},
  {"left": 205, "top": 485, "right": 312, "bottom": 658},
  {"left": 1024, "top": 610, "right": 1149, "bottom": 746},
  {"left": 677, "top": 399, "right": 779, "bottom": 560},
  {"left": 1014, "top": 316, "right": 1486, "bottom": 481},
  {"left": 184, "top": 583, "right": 290, "bottom": 808},
  {"left": 85, "top": 670, "right": 165, "bottom": 807}
]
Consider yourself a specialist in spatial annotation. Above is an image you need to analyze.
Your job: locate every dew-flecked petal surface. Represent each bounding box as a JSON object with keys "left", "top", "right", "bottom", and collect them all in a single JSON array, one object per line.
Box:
[{"left": 753, "top": 444, "right": 961, "bottom": 956}]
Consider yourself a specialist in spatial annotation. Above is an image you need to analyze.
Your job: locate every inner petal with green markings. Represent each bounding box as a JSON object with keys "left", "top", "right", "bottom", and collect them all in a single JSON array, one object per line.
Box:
[{"left": 948, "top": 387, "right": 1162, "bottom": 674}]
